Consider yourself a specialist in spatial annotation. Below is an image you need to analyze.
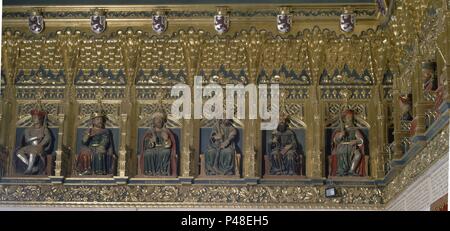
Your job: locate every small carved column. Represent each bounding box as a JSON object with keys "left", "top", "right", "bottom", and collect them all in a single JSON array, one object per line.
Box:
[
  {"left": 6, "top": 75, "right": 18, "bottom": 176},
  {"left": 178, "top": 29, "right": 203, "bottom": 183},
  {"left": 367, "top": 88, "right": 378, "bottom": 178},
  {"left": 374, "top": 87, "right": 386, "bottom": 178},
  {"left": 308, "top": 86, "right": 323, "bottom": 178},
  {"left": 243, "top": 97, "right": 258, "bottom": 183},
  {"left": 179, "top": 117, "right": 197, "bottom": 183},
  {"left": 49, "top": 105, "right": 66, "bottom": 183},
  {"left": 115, "top": 111, "right": 128, "bottom": 184},
  {"left": 242, "top": 29, "right": 265, "bottom": 182},
  {"left": 412, "top": 57, "right": 427, "bottom": 139},
  {"left": 1, "top": 30, "right": 19, "bottom": 176},
  {"left": 0, "top": 101, "right": 3, "bottom": 141},
  {"left": 392, "top": 87, "right": 404, "bottom": 159},
  {"left": 0, "top": 89, "right": 8, "bottom": 146},
  {"left": 241, "top": 82, "right": 258, "bottom": 182},
  {"left": 438, "top": 24, "right": 450, "bottom": 114}
]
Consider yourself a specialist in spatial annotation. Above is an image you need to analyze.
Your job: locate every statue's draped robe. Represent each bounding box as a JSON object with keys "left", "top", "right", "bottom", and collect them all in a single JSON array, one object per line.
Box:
[
  {"left": 205, "top": 124, "right": 237, "bottom": 176},
  {"left": 78, "top": 128, "right": 116, "bottom": 175},
  {"left": 16, "top": 126, "right": 52, "bottom": 174},
  {"left": 330, "top": 128, "right": 366, "bottom": 177},
  {"left": 269, "top": 129, "right": 300, "bottom": 175},
  {"left": 139, "top": 128, "right": 177, "bottom": 176}
]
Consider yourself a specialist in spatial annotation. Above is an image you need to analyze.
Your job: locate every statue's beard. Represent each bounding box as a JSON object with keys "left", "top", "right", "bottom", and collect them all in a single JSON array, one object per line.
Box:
[
  {"left": 32, "top": 121, "right": 43, "bottom": 127},
  {"left": 277, "top": 124, "right": 287, "bottom": 132},
  {"left": 93, "top": 123, "right": 103, "bottom": 128}
]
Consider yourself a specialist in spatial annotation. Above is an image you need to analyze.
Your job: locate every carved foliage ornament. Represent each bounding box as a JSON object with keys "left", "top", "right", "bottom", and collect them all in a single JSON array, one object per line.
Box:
[{"left": 15, "top": 65, "right": 66, "bottom": 86}]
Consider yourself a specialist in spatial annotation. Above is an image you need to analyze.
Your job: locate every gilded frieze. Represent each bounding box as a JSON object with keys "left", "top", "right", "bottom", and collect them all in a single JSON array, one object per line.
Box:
[{"left": 0, "top": 184, "right": 382, "bottom": 209}]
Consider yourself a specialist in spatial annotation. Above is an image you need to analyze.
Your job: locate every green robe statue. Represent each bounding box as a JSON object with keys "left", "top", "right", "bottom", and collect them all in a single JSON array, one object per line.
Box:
[
  {"left": 78, "top": 127, "right": 116, "bottom": 175},
  {"left": 269, "top": 127, "right": 301, "bottom": 175},
  {"left": 140, "top": 127, "right": 176, "bottom": 176},
  {"left": 205, "top": 120, "right": 238, "bottom": 176}
]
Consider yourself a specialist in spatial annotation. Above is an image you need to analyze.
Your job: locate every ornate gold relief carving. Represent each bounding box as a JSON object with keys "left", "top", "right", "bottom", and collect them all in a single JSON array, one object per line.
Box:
[
  {"left": 0, "top": 184, "right": 383, "bottom": 209},
  {"left": 384, "top": 127, "right": 449, "bottom": 203},
  {"left": 0, "top": 0, "right": 449, "bottom": 209}
]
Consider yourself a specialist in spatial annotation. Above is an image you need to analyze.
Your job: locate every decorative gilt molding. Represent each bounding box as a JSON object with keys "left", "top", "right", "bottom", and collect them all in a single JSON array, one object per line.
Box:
[
  {"left": 2, "top": 6, "right": 379, "bottom": 20},
  {"left": 383, "top": 126, "right": 449, "bottom": 203},
  {"left": 0, "top": 184, "right": 382, "bottom": 209}
]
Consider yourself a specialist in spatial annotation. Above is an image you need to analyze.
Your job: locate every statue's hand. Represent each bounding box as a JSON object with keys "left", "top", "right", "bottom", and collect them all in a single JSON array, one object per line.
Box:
[
  {"left": 220, "top": 141, "right": 229, "bottom": 149},
  {"left": 280, "top": 147, "right": 289, "bottom": 155}
]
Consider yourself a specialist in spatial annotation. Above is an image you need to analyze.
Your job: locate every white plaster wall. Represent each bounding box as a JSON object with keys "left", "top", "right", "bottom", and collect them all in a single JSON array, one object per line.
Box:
[{"left": 385, "top": 154, "right": 449, "bottom": 211}]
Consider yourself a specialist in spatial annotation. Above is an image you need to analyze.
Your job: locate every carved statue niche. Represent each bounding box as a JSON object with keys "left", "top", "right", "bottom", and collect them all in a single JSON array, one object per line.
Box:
[
  {"left": 0, "top": 145, "right": 7, "bottom": 177},
  {"left": 264, "top": 115, "right": 304, "bottom": 177},
  {"left": 199, "top": 119, "right": 241, "bottom": 177},
  {"left": 327, "top": 109, "right": 369, "bottom": 178},
  {"left": 399, "top": 94, "right": 413, "bottom": 121},
  {"left": 138, "top": 105, "right": 177, "bottom": 177},
  {"left": 75, "top": 102, "right": 117, "bottom": 176},
  {"left": 422, "top": 61, "right": 438, "bottom": 93},
  {"left": 14, "top": 103, "right": 54, "bottom": 175},
  {"left": 434, "top": 71, "right": 447, "bottom": 116}
]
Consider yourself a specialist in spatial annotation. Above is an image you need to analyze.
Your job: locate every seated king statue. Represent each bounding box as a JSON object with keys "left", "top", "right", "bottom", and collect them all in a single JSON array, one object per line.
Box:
[
  {"left": 205, "top": 119, "right": 238, "bottom": 176},
  {"left": 269, "top": 115, "right": 302, "bottom": 175},
  {"left": 139, "top": 109, "right": 177, "bottom": 176},
  {"left": 76, "top": 107, "right": 116, "bottom": 176},
  {"left": 16, "top": 104, "right": 52, "bottom": 175}
]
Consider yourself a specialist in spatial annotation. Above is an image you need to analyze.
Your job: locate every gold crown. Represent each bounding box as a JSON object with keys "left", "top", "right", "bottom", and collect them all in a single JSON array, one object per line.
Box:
[
  {"left": 151, "top": 92, "right": 167, "bottom": 121},
  {"left": 279, "top": 113, "right": 290, "bottom": 123},
  {"left": 91, "top": 93, "right": 106, "bottom": 119},
  {"left": 91, "top": 109, "right": 106, "bottom": 119}
]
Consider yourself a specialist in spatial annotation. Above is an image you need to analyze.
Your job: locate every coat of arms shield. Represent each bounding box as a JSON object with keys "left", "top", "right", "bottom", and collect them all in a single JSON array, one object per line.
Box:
[
  {"left": 214, "top": 14, "right": 229, "bottom": 34},
  {"left": 28, "top": 14, "right": 44, "bottom": 34},
  {"left": 277, "top": 14, "right": 292, "bottom": 33},
  {"left": 340, "top": 13, "right": 355, "bottom": 33},
  {"left": 152, "top": 15, "right": 167, "bottom": 33},
  {"left": 90, "top": 15, "right": 107, "bottom": 34}
]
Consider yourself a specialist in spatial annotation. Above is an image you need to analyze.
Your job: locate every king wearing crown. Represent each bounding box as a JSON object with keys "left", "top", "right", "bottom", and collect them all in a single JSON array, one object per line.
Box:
[
  {"left": 16, "top": 104, "right": 52, "bottom": 175},
  {"left": 76, "top": 105, "right": 116, "bottom": 176}
]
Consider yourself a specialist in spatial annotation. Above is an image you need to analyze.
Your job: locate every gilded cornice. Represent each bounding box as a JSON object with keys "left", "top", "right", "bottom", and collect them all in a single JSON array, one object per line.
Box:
[{"left": 2, "top": 3, "right": 378, "bottom": 19}]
